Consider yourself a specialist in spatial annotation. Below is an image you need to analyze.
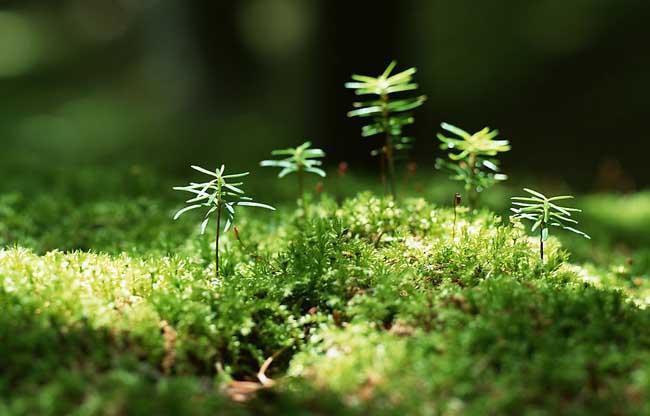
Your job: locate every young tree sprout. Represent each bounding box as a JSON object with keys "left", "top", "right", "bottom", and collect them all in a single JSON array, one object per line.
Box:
[
  {"left": 435, "top": 122, "right": 510, "bottom": 209},
  {"left": 173, "top": 164, "right": 275, "bottom": 277},
  {"left": 345, "top": 61, "right": 426, "bottom": 197},
  {"left": 510, "top": 188, "right": 590, "bottom": 261},
  {"left": 260, "top": 141, "right": 326, "bottom": 214}
]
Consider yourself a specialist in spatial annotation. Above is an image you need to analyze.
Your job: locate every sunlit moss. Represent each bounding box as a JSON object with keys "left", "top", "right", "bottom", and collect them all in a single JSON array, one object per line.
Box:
[{"left": 2, "top": 182, "right": 650, "bottom": 414}]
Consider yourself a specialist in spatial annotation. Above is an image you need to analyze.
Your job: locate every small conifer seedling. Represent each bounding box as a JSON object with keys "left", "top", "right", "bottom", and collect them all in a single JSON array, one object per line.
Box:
[
  {"left": 345, "top": 61, "right": 426, "bottom": 197},
  {"left": 173, "top": 164, "right": 275, "bottom": 277},
  {"left": 435, "top": 122, "right": 510, "bottom": 209},
  {"left": 260, "top": 141, "right": 326, "bottom": 214},
  {"left": 510, "top": 188, "right": 590, "bottom": 261}
]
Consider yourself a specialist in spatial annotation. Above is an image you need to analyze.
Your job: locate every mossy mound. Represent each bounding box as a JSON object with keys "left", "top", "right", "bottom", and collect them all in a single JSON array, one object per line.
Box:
[{"left": 1, "top": 189, "right": 650, "bottom": 415}]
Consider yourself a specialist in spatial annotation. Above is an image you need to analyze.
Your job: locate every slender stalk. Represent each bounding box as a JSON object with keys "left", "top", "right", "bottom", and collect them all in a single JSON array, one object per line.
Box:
[
  {"left": 379, "top": 152, "right": 388, "bottom": 195},
  {"left": 380, "top": 92, "right": 396, "bottom": 197},
  {"left": 298, "top": 166, "right": 307, "bottom": 216},
  {"left": 233, "top": 227, "right": 275, "bottom": 269},
  {"left": 215, "top": 203, "right": 222, "bottom": 277},
  {"left": 452, "top": 193, "right": 461, "bottom": 242},
  {"left": 539, "top": 223, "right": 544, "bottom": 263},
  {"left": 335, "top": 162, "right": 348, "bottom": 204},
  {"left": 453, "top": 203, "right": 458, "bottom": 241},
  {"left": 335, "top": 175, "right": 342, "bottom": 204},
  {"left": 402, "top": 162, "right": 416, "bottom": 192},
  {"left": 467, "top": 153, "right": 477, "bottom": 210},
  {"left": 386, "top": 145, "right": 397, "bottom": 199}
]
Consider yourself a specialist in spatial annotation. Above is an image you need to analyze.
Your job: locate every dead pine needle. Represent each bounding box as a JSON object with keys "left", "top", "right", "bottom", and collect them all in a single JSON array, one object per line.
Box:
[
  {"left": 225, "top": 346, "right": 291, "bottom": 402},
  {"left": 373, "top": 230, "right": 385, "bottom": 249}
]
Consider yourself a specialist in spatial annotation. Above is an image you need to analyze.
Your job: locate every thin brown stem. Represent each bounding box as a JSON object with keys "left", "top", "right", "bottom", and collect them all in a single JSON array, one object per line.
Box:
[
  {"left": 539, "top": 223, "right": 544, "bottom": 264},
  {"left": 453, "top": 193, "right": 462, "bottom": 242},
  {"left": 298, "top": 167, "right": 307, "bottom": 216},
  {"left": 467, "top": 153, "right": 477, "bottom": 210},
  {"left": 215, "top": 204, "right": 222, "bottom": 277},
  {"left": 379, "top": 152, "right": 387, "bottom": 195},
  {"left": 453, "top": 205, "right": 457, "bottom": 241},
  {"left": 380, "top": 92, "right": 396, "bottom": 198},
  {"left": 387, "top": 145, "right": 397, "bottom": 198}
]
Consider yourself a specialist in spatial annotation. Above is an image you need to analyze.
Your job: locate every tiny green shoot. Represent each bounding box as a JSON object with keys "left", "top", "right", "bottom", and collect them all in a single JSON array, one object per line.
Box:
[
  {"left": 510, "top": 188, "right": 590, "bottom": 261},
  {"left": 260, "top": 141, "right": 326, "bottom": 215},
  {"left": 345, "top": 61, "right": 426, "bottom": 197},
  {"left": 435, "top": 122, "right": 510, "bottom": 209},
  {"left": 173, "top": 164, "right": 275, "bottom": 277}
]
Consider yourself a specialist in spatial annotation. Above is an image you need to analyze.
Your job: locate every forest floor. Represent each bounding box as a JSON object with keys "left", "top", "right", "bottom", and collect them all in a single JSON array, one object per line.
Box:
[{"left": 2, "top": 166, "right": 650, "bottom": 415}]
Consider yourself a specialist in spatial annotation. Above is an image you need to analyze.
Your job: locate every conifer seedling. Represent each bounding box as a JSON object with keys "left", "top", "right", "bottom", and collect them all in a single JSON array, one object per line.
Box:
[
  {"left": 435, "top": 122, "right": 510, "bottom": 209},
  {"left": 173, "top": 164, "right": 275, "bottom": 277},
  {"left": 510, "top": 188, "right": 590, "bottom": 261},
  {"left": 260, "top": 141, "right": 326, "bottom": 214},
  {"left": 345, "top": 61, "right": 426, "bottom": 197}
]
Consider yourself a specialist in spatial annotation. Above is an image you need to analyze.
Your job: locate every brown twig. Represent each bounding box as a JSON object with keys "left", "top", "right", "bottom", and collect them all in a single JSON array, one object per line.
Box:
[
  {"left": 225, "top": 346, "right": 291, "bottom": 402},
  {"left": 256, "top": 356, "right": 276, "bottom": 387}
]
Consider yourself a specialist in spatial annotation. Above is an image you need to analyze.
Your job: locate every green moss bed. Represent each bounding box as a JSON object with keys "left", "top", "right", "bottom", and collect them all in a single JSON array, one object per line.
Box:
[{"left": 1, "top": 169, "right": 650, "bottom": 415}]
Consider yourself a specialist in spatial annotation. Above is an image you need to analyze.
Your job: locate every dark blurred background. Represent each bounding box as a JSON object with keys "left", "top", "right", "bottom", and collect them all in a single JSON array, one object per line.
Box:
[{"left": 1, "top": 0, "right": 649, "bottom": 190}]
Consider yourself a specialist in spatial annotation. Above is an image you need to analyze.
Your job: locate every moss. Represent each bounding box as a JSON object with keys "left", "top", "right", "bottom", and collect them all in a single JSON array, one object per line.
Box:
[{"left": 1, "top": 173, "right": 650, "bottom": 414}]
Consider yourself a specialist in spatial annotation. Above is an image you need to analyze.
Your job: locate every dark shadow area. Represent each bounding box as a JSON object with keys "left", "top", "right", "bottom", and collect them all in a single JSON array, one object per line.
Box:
[{"left": 0, "top": 1, "right": 649, "bottom": 190}]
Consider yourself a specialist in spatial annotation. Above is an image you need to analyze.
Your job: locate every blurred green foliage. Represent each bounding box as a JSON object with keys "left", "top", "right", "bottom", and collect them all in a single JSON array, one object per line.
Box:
[{"left": 1, "top": 1, "right": 649, "bottom": 186}]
